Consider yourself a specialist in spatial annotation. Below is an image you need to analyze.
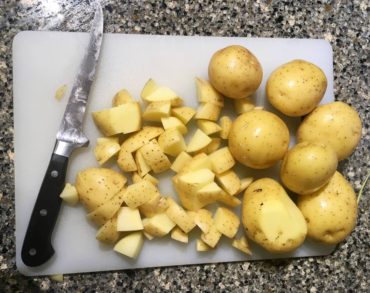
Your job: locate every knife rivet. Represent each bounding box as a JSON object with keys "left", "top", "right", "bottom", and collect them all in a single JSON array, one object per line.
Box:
[
  {"left": 40, "top": 209, "right": 48, "bottom": 216},
  {"left": 29, "top": 248, "right": 37, "bottom": 256},
  {"left": 51, "top": 170, "right": 59, "bottom": 178}
]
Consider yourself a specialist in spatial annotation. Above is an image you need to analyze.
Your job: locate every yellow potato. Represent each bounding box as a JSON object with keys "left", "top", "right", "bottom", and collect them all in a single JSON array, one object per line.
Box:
[
  {"left": 208, "top": 45, "right": 263, "bottom": 99},
  {"left": 179, "top": 153, "right": 212, "bottom": 174},
  {"left": 96, "top": 217, "right": 120, "bottom": 244},
  {"left": 113, "top": 232, "right": 144, "bottom": 259},
  {"left": 140, "top": 139, "right": 171, "bottom": 173},
  {"left": 143, "top": 173, "right": 159, "bottom": 186},
  {"left": 197, "top": 120, "right": 222, "bottom": 135},
  {"left": 196, "top": 239, "right": 212, "bottom": 251},
  {"left": 214, "top": 207, "right": 240, "bottom": 238},
  {"left": 297, "top": 171, "right": 358, "bottom": 244},
  {"left": 59, "top": 183, "right": 79, "bottom": 206},
  {"left": 196, "top": 138, "right": 221, "bottom": 155},
  {"left": 186, "top": 129, "right": 212, "bottom": 153},
  {"left": 209, "top": 147, "right": 235, "bottom": 174},
  {"left": 161, "top": 116, "right": 187, "bottom": 134},
  {"left": 123, "top": 180, "right": 160, "bottom": 208},
  {"left": 135, "top": 149, "right": 151, "bottom": 177},
  {"left": 141, "top": 79, "right": 183, "bottom": 106},
  {"left": 266, "top": 60, "right": 327, "bottom": 117},
  {"left": 94, "top": 137, "right": 121, "bottom": 166},
  {"left": 216, "top": 170, "right": 241, "bottom": 196},
  {"left": 158, "top": 129, "right": 186, "bottom": 157},
  {"left": 219, "top": 116, "right": 232, "bottom": 139},
  {"left": 142, "top": 101, "right": 171, "bottom": 122},
  {"left": 191, "top": 209, "right": 213, "bottom": 233},
  {"left": 297, "top": 101, "right": 362, "bottom": 160},
  {"left": 195, "top": 102, "right": 222, "bottom": 121},
  {"left": 139, "top": 194, "right": 168, "bottom": 218},
  {"left": 112, "top": 89, "right": 134, "bottom": 106},
  {"left": 170, "top": 151, "right": 192, "bottom": 173},
  {"left": 171, "top": 227, "right": 189, "bottom": 243},
  {"left": 166, "top": 198, "right": 196, "bottom": 233},
  {"left": 242, "top": 178, "right": 307, "bottom": 253},
  {"left": 229, "top": 110, "right": 289, "bottom": 169},
  {"left": 120, "top": 126, "right": 164, "bottom": 153},
  {"left": 281, "top": 142, "right": 338, "bottom": 194},
  {"left": 171, "top": 106, "right": 196, "bottom": 124},
  {"left": 233, "top": 97, "right": 255, "bottom": 114},
  {"left": 117, "top": 207, "right": 143, "bottom": 231},
  {"left": 143, "top": 213, "right": 176, "bottom": 237},
  {"left": 200, "top": 224, "right": 222, "bottom": 248},
  {"left": 76, "top": 168, "right": 127, "bottom": 212},
  {"left": 117, "top": 149, "right": 137, "bottom": 172},
  {"left": 232, "top": 236, "right": 252, "bottom": 255},
  {"left": 195, "top": 77, "right": 224, "bottom": 106}
]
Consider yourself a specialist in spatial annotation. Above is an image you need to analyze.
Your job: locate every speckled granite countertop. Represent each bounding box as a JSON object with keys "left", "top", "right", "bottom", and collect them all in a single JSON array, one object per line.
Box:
[{"left": 1, "top": 0, "right": 369, "bottom": 291}]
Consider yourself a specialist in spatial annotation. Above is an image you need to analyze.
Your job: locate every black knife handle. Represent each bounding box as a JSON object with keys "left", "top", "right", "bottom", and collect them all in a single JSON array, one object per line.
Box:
[{"left": 21, "top": 153, "right": 68, "bottom": 267}]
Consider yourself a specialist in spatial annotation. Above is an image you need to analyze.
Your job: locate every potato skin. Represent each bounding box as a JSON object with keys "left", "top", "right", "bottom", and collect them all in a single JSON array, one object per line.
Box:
[
  {"left": 208, "top": 45, "right": 263, "bottom": 99},
  {"left": 297, "top": 101, "right": 362, "bottom": 160},
  {"left": 242, "top": 178, "right": 307, "bottom": 253},
  {"left": 280, "top": 142, "right": 338, "bottom": 194},
  {"left": 297, "top": 171, "right": 358, "bottom": 244},
  {"left": 228, "top": 110, "right": 289, "bottom": 169},
  {"left": 266, "top": 60, "right": 327, "bottom": 117}
]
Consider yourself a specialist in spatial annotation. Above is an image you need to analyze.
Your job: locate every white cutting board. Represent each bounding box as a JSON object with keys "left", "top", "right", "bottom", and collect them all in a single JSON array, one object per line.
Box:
[{"left": 13, "top": 31, "right": 336, "bottom": 276}]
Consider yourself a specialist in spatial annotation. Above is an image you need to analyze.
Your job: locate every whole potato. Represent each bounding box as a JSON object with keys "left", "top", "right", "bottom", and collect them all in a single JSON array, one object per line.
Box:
[
  {"left": 297, "top": 101, "right": 362, "bottom": 160},
  {"left": 297, "top": 171, "right": 358, "bottom": 244},
  {"left": 229, "top": 110, "right": 289, "bottom": 169},
  {"left": 266, "top": 60, "right": 327, "bottom": 117},
  {"left": 76, "top": 168, "right": 127, "bottom": 212},
  {"left": 242, "top": 178, "right": 307, "bottom": 253},
  {"left": 208, "top": 45, "right": 263, "bottom": 99},
  {"left": 281, "top": 142, "right": 338, "bottom": 194}
]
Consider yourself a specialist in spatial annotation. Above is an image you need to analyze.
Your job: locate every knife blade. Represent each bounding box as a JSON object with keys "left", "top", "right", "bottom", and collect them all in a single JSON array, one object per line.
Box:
[{"left": 21, "top": 3, "right": 104, "bottom": 267}]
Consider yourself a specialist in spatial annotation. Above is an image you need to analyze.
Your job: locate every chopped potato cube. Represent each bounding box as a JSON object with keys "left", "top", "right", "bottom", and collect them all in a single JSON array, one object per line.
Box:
[
  {"left": 140, "top": 139, "right": 171, "bottom": 173},
  {"left": 96, "top": 217, "right": 120, "bottom": 244},
  {"left": 216, "top": 170, "right": 241, "bottom": 196},
  {"left": 112, "top": 89, "right": 134, "bottom": 106},
  {"left": 196, "top": 181, "right": 224, "bottom": 200},
  {"left": 238, "top": 177, "right": 254, "bottom": 194},
  {"left": 161, "top": 116, "right": 187, "bottom": 134},
  {"left": 166, "top": 198, "right": 196, "bottom": 233},
  {"left": 158, "top": 129, "right": 186, "bottom": 157},
  {"left": 196, "top": 138, "right": 221, "bottom": 155},
  {"left": 143, "top": 230, "right": 154, "bottom": 240},
  {"left": 59, "top": 183, "right": 79, "bottom": 206},
  {"left": 171, "top": 151, "right": 192, "bottom": 173},
  {"left": 216, "top": 191, "right": 242, "bottom": 208},
  {"left": 117, "top": 149, "right": 137, "bottom": 172},
  {"left": 141, "top": 79, "right": 159, "bottom": 99},
  {"left": 143, "top": 86, "right": 183, "bottom": 106},
  {"left": 113, "top": 232, "right": 144, "bottom": 259},
  {"left": 143, "top": 101, "right": 171, "bottom": 122},
  {"left": 94, "top": 137, "right": 121, "bottom": 165},
  {"left": 171, "top": 106, "right": 196, "bottom": 124},
  {"left": 214, "top": 207, "right": 240, "bottom": 238},
  {"left": 186, "top": 129, "right": 212, "bottom": 153},
  {"left": 135, "top": 149, "right": 151, "bottom": 177},
  {"left": 232, "top": 236, "right": 252, "bottom": 255},
  {"left": 233, "top": 97, "right": 254, "bottom": 114},
  {"left": 55, "top": 84, "right": 67, "bottom": 101},
  {"left": 92, "top": 103, "right": 141, "bottom": 136},
  {"left": 117, "top": 207, "right": 143, "bottom": 232},
  {"left": 180, "top": 153, "right": 212, "bottom": 173},
  {"left": 195, "top": 102, "right": 222, "bottom": 121},
  {"left": 139, "top": 194, "right": 168, "bottom": 218},
  {"left": 123, "top": 180, "right": 160, "bottom": 208},
  {"left": 197, "top": 120, "right": 222, "bottom": 135},
  {"left": 193, "top": 209, "right": 213, "bottom": 233},
  {"left": 201, "top": 224, "right": 222, "bottom": 248},
  {"left": 171, "top": 227, "right": 189, "bottom": 243},
  {"left": 209, "top": 147, "right": 235, "bottom": 174},
  {"left": 120, "top": 126, "right": 164, "bottom": 153},
  {"left": 195, "top": 77, "right": 224, "bottom": 106},
  {"left": 143, "top": 173, "right": 159, "bottom": 186},
  {"left": 131, "top": 172, "right": 142, "bottom": 184},
  {"left": 143, "top": 213, "right": 176, "bottom": 237},
  {"left": 219, "top": 116, "right": 232, "bottom": 139},
  {"left": 196, "top": 239, "right": 212, "bottom": 251}
]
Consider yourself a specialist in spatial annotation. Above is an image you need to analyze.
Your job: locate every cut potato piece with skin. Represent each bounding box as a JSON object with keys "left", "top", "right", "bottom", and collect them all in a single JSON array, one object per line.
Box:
[
  {"left": 201, "top": 224, "right": 222, "bottom": 248},
  {"left": 92, "top": 103, "right": 142, "bottom": 136},
  {"left": 197, "top": 120, "right": 222, "bottom": 135},
  {"left": 158, "top": 129, "right": 186, "bottom": 157},
  {"left": 117, "top": 207, "right": 143, "bottom": 231},
  {"left": 94, "top": 137, "right": 121, "bottom": 165},
  {"left": 112, "top": 89, "right": 134, "bottom": 107},
  {"left": 232, "top": 236, "right": 252, "bottom": 255},
  {"left": 195, "top": 77, "right": 224, "bottom": 106},
  {"left": 173, "top": 168, "right": 215, "bottom": 211},
  {"left": 96, "top": 217, "right": 120, "bottom": 244},
  {"left": 209, "top": 147, "right": 235, "bottom": 174},
  {"left": 141, "top": 79, "right": 159, "bottom": 99},
  {"left": 139, "top": 195, "right": 168, "bottom": 218},
  {"left": 120, "top": 126, "right": 164, "bottom": 153},
  {"left": 141, "top": 80, "right": 183, "bottom": 106},
  {"left": 114, "top": 232, "right": 144, "bottom": 259},
  {"left": 140, "top": 139, "right": 171, "bottom": 173},
  {"left": 86, "top": 188, "right": 126, "bottom": 226},
  {"left": 166, "top": 198, "right": 196, "bottom": 233},
  {"left": 214, "top": 207, "right": 240, "bottom": 238},
  {"left": 135, "top": 149, "right": 151, "bottom": 177},
  {"left": 179, "top": 153, "right": 212, "bottom": 174},
  {"left": 143, "top": 101, "right": 171, "bottom": 122},
  {"left": 171, "top": 227, "right": 189, "bottom": 243},
  {"left": 196, "top": 182, "right": 241, "bottom": 208},
  {"left": 193, "top": 209, "right": 213, "bottom": 233},
  {"left": 186, "top": 129, "right": 212, "bottom": 153},
  {"left": 117, "top": 149, "right": 137, "bottom": 172},
  {"left": 171, "top": 151, "right": 192, "bottom": 173},
  {"left": 238, "top": 177, "right": 254, "bottom": 194},
  {"left": 123, "top": 180, "right": 160, "bottom": 208},
  {"left": 196, "top": 138, "right": 222, "bottom": 155},
  {"left": 161, "top": 116, "right": 188, "bottom": 134},
  {"left": 219, "top": 116, "right": 232, "bottom": 139},
  {"left": 233, "top": 98, "right": 255, "bottom": 114},
  {"left": 195, "top": 102, "right": 222, "bottom": 121},
  {"left": 132, "top": 172, "right": 142, "bottom": 184},
  {"left": 171, "top": 106, "right": 196, "bottom": 124},
  {"left": 216, "top": 170, "right": 241, "bottom": 196},
  {"left": 59, "top": 183, "right": 79, "bottom": 206},
  {"left": 143, "top": 230, "right": 154, "bottom": 240},
  {"left": 76, "top": 168, "right": 127, "bottom": 212},
  {"left": 197, "top": 239, "right": 212, "bottom": 251},
  {"left": 216, "top": 191, "right": 241, "bottom": 208},
  {"left": 143, "top": 173, "right": 159, "bottom": 186},
  {"left": 143, "top": 213, "right": 176, "bottom": 237}
]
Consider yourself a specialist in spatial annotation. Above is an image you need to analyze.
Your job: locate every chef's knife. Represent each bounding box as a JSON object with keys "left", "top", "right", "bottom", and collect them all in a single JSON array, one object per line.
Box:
[{"left": 21, "top": 3, "right": 104, "bottom": 267}]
